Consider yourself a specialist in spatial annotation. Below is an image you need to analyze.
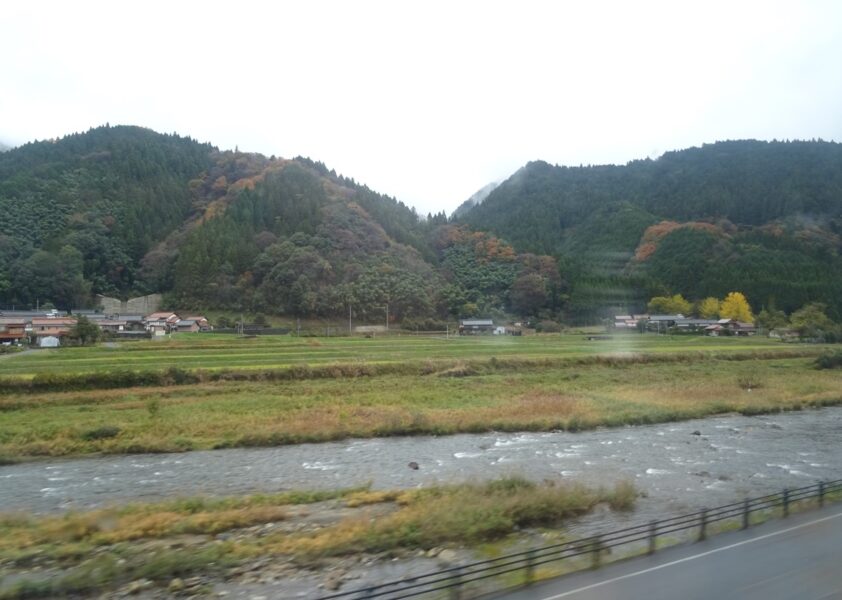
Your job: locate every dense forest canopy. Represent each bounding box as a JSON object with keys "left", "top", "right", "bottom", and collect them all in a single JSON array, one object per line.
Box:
[
  {"left": 458, "top": 140, "right": 842, "bottom": 319},
  {"left": 0, "top": 126, "right": 558, "bottom": 322},
  {"left": 3, "top": 129, "right": 841, "bottom": 323}
]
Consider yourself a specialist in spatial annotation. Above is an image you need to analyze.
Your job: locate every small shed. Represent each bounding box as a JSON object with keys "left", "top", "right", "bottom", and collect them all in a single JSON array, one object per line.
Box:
[{"left": 459, "top": 319, "right": 495, "bottom": 335}]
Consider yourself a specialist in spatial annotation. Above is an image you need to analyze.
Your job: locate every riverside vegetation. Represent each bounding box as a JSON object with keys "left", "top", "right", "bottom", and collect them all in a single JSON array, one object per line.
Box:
[
  {"left": 0, "top": 334, "right": 839, "bottom": 460},
  {"left": 0, "top": 478, "right": 635, "bottom": 599},
  {"left": 1, "top": 334, "right": 841, "bottom": 597}
]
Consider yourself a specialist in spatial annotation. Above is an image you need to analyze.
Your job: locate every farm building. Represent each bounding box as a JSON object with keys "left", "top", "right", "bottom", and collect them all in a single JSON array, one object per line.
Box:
[{"left": 459, "top": 319, "right": 495, "bottom": 335}]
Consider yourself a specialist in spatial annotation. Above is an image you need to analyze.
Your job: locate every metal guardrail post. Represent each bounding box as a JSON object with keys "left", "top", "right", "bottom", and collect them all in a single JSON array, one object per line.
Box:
[
  {"left": 742, "top": 498, "right": 750, "bottom": 530},
  {"left": 591, "top": 536, "right": 603, "bottom": 569},
  {"left": 782, "top": 488, "right": 790, "bottom": 517},
  {"left": 448, "top": 567, "right": 462, "bottom": 600},
  {"left": 699, "top": 509, "right": 708, "bottom": 541},
  {"left": 525, "top": 549, "right": 536, "bottom": 585},
  {"left": 819, "top": 481, "right": 825, "bottom": 507},
  {"left": 648, "top": 520, "right": 658, "bottom": 555}
]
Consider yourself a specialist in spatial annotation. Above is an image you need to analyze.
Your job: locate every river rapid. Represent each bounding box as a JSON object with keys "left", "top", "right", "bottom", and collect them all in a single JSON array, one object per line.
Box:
[{"left": 2, "top": 407, "right": 840, "bottom": 535}]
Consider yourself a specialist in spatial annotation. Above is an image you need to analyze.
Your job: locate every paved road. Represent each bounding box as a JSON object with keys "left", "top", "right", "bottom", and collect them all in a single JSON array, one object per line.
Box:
[{"left": 498, "top": 504, "right": 842, "bottom": 600}]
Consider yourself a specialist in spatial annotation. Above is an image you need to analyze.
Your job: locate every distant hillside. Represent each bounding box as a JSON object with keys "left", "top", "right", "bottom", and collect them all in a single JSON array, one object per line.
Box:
[
  {"left": 0, "top": 126, "right": 559, "bottom": 323},
  {"left": 0, "top": 141, "right": 10, "bottom": 152},
  {"left": 458, "top": 140, "right": 842, "bottom": 319},
  {"left": 451, "top": 181, "right": 500, "bottom": 219}
]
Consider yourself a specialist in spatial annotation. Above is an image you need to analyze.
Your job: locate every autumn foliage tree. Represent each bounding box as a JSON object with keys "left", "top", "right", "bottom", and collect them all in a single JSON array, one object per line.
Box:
[
  {"left": 719, "top": 292, "right": 754, "bottom": 323},
  {"left": 647, "top": 294, "right": 691, "bottom": 315},
  {"left": 697, "top": 297, "right": 721, "bottom": 319}
]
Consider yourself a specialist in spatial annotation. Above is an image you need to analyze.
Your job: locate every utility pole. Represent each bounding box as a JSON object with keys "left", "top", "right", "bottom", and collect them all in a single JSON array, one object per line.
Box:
[
  {"left": 385, "top": 303, "right": 389, "bottom": 332},
  {"left": 349, "top": 304, "right": 352, "bottom": 336}
]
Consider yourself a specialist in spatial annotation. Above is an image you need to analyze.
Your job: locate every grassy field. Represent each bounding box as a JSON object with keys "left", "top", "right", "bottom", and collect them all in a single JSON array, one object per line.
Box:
[
  {"left": 0, "top": 332, "right": 810, "bottom": 379},
  {"left": 0, "top": 334, "right": 839, "bottom": 459}
]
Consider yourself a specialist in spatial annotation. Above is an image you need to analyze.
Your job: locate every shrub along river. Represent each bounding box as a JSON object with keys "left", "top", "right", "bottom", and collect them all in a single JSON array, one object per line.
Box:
[{"left": 2, "top": 406, "right": 840, "bottom": 536}]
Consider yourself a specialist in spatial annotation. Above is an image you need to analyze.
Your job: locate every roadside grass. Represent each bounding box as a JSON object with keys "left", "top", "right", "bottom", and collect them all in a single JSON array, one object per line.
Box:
[
  {"left": 1, "top": 355, "right": 840, "bottom": 459},
  {"left": 0, "top": 545, "right": 237, "bottom": 600}
]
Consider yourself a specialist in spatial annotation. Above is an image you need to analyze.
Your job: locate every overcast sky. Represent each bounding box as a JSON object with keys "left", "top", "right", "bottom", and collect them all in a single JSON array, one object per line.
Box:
[{"left": 3, "top": 1, "right": 841, "bottom": 215}]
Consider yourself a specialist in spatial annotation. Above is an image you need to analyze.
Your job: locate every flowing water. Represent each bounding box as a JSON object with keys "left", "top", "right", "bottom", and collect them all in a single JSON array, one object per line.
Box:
[{"left": 2, "top": 407, "right": 841, "bottom": 534}]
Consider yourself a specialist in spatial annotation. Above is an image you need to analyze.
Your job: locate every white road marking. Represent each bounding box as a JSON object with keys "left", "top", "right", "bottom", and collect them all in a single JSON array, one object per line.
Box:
[{"left": 538, "top": 509, "right": 842, "bottom": 599}]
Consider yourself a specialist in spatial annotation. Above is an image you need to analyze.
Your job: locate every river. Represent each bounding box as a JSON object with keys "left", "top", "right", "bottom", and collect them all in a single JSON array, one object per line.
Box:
[{"left": 2, "top": 407, "right": 840, "bottom": 532}]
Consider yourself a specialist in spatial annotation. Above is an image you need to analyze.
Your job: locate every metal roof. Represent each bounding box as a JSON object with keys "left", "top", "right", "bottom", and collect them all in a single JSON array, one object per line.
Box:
[{"left": 460, "top": 319, "right": 494, "bottom": 326}]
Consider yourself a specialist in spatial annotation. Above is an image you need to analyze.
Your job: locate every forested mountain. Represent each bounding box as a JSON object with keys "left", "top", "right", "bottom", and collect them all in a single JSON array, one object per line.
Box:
[
  {"left": 0, "top": 126, "right": 560, "bottom": 323},
  {"left": 458, "top": 140, "right": 842, "bottom": 319},
  {"left": 451, "top": 181, "right": 500, "bottom": 219},
  {"left": 5, "top": 129, "right": 841, "bottom": 324}
]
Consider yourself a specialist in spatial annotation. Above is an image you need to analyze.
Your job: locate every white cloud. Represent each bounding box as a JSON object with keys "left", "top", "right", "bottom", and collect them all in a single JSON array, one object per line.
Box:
[{"left": 2, "top": 0, "right": 841, "bottom": 214}]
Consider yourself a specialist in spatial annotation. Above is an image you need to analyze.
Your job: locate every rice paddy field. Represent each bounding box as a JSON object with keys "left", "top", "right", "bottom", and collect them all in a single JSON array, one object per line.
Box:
[
  {"left": 0, "top": 332, "right": 814, "bottom": 379},
  {"left": 1, "top": 333, "right": 839, "bottom": 460}
]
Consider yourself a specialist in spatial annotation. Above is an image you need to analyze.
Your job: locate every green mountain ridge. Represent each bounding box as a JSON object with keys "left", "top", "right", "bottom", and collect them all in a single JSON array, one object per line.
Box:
[
  {"left": 3, "top": 128, "right": 841, "bottom": 323},
  {"left": 458, "top": 140, "right": 842, "bottom": 319},
  {"left": 0, "top": 126, "right": 559, "bottom": 324}
]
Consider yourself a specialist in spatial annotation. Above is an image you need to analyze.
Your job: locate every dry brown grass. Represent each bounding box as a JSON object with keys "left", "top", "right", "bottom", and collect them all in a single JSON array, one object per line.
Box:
[
  {"left": 3, "top": 355, "right": 841, "bottom": 459},
  {"left": 266, "top": 478, "right": 636, "bottom": 559}
]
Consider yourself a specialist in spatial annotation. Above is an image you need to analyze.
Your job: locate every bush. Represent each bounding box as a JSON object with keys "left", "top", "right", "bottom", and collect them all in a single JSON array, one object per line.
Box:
[
  {"left": 815, "top": 351, "right": 842, "bottom": 370},
  {"left": 535, "top": 320, "right": 562, "bottom": 333},
  {"left": 401, "top": 318, "right": 450, "bottom": 332},
  {"left": 81, "top": 426, "right": 121, "bottom": 441}
]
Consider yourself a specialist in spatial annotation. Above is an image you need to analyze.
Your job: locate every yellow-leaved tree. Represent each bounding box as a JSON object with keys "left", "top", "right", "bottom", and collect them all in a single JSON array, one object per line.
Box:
[
  {"left": 719, "top": 292, "right": 754, "bottom": 323},
  {"left": 697, "top": 297, "right": 721, "bottom": 319},
  {"left": 647, "top": 294, "right": 691, "bottom": 315}
]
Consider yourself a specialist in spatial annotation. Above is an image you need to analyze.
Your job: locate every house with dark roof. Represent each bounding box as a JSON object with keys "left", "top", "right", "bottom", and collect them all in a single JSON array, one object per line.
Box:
[
  {"left": 175, "top": 319, "right": 200, "bottom": 333},
  {"left": 705, "top": 319, "right": 756, "bottom": 336}
]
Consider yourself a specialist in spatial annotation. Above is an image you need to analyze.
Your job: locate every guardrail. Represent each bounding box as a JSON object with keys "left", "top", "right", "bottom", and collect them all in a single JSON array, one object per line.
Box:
[{"left": 319, "top": 479, "right": 842, "bottom": 599}]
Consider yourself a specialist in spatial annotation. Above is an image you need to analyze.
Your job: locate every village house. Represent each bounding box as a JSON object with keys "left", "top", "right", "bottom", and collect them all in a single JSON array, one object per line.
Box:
[
  {"left": 174, "top": 319, "right": 200, "bottom": 333},
  {"left": 30, "top": 317, "right": 77, "bottom": 347},
  {"left": 180, "top": 315, "right": 212, "bottom": 331},
  {"left": 144, "top": 312, "right": 180, "bottom": 326},
  {"left": 645, "top": 314, "right": 684, "bottom": 333},
  {"left": 116, "top": 315, "right": 146, "bottom": 331},
  {"left": 143, "top": 312, "right": 180, "bottom": 336},
  {"left": 0, "top": 319, "right": 26, "bottom": 345},
  {"left": 705, "top": 319, "right": 756, "bottom": 336},
  {"left": 613, "top": 314, "right": 648, "bottom": 330},
  {"left": 672, "top": 318, "right": 720, "bottom": 332},
  {"left": 97, "top": 319, "right": 129, "bottom": 333}
]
